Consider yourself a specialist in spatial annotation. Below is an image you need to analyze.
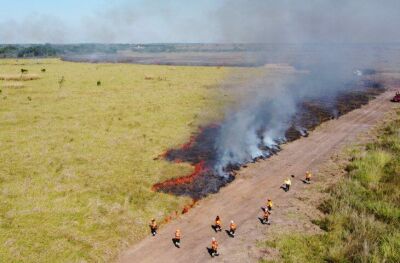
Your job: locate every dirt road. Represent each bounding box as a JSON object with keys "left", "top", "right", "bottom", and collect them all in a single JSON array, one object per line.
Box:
[{"left": 120, "top": 89, "right": 398, "bottom": 263}]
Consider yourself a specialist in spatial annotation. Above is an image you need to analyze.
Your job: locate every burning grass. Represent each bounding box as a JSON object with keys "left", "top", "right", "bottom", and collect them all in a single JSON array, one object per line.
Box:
[{"left": 153, "top": 78, "right": 385, "bottom": 199}]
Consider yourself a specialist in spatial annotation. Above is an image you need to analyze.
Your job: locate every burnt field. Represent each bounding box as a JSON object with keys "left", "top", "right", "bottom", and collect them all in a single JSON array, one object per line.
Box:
[
  {"left": 153, "top": 77, "right": 385, "bottom": 199},
  {"left": 60, "top": 44, "right": 400, "bottom": 68}
]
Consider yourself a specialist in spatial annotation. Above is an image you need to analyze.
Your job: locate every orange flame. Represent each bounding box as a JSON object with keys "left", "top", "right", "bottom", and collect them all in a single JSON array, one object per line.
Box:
[{"left": 152, "top": 161, "right": 206, "bottom": 191}]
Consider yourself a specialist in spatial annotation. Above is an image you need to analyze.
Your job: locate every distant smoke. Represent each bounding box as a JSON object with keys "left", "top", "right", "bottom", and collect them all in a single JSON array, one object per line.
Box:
[
  {"left": 209, "top": 0, "right": 400, "bottom": 175},
  {"left": 80, "top": 1, "right": 219, "bottom": 43},
  {"left": 215, "top": 0, "right": 400, "bottom": 44},
  {"left": 0, "top": 14, "right": 70, "bottom": 44},
  {"left": 1, "top": 0, "right": 399, "bottom": 43}
]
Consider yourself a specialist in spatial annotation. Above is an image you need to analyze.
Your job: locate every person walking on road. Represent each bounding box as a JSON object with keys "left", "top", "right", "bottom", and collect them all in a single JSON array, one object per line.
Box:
[
  {"left": 214, "top": 216, "right": 222, "bottom": 232},
  {"left": 149, "top": 218, "right": 158, "bottom": 236},
  {"left": 229, "top": 220, "right": 237, "bottom": 237},
  {"left": 282, "top": 178, "right": 292, "bottom": 192},
  {"left": 262, "top": 209, "right": 271, "bottom": 225},
  {"left": 210, "top": 237, "right": 219, "bottom": 257},
  {"left": 173, "top": 229, "right": 181, "bottom": 248},
  {"left": 267, "top": 199, "right": 273, "bottom": 211},
  {"left": 305, "top": 171, "right": 312, "bottom": 184}
]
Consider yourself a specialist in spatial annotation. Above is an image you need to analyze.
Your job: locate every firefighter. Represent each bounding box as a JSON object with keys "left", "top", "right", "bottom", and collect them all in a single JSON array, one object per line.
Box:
[
  {"left": 149, "top": 218, "right": 158, "bottom": 236},
  {"left": 262, "top": 209, "right": 271, "bottom": 225},
  {"left": 173, "top": 229, "right": 181, "bottom": 248},
  {"left": 305, "top": 171, "right": 312, "bottom": 183},
  {"left": 214, "top": 216, "right": 222, "bottom": 232},
  {"left": 283, "top": 178, "right": 292, "bottom": 192},
  {"left": 229, "top": 220, "right": 237, "bottom": 237},
  {"left": 210, "top": 237, "right": 219, "bottom": 257},
  {"left": 267, "top": 199, "right": 273, "bottom": 211}
]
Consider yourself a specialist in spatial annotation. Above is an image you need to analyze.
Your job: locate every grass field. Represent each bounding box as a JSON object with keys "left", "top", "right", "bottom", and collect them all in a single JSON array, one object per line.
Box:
[
  {"left": 0, "top": 59, "right": 235, "bottom": 262},
  {"left": 259, "top": 110, "right": 400, "bottom": 263}
]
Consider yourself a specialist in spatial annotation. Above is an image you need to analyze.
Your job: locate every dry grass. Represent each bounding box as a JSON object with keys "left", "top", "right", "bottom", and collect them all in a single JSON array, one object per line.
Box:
[
  {"left": 0, "top": 74, "right": 40, "bottom": 81},
  {"left": 0, "top": 58, "right": 233, "bottom": 263},
  {"left": 2, "top": 82, "right": 25, "bottom": 88},
  {"left": 0, "top": 58, "right": 295, "bottom": 262},
  {"left": 260, "top": 110, "right": 400, "bottom": 263}
]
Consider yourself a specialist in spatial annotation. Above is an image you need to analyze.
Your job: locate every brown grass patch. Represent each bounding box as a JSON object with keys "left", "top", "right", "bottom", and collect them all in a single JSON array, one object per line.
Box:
[
  {"left": 0, "top": 74, "right": 40, "bottom": 81},
  {"left": 2, "top": 82, "right": 25, "bottom": 88}
]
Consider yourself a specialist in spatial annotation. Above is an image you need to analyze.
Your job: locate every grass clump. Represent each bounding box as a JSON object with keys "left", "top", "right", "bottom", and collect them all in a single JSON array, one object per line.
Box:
[{"left": 260, "top": 111, "right": 400, "bottom": 263}]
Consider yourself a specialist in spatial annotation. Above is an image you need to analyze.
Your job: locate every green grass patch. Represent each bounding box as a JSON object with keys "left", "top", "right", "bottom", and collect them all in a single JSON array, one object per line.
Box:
[{"left": 260, "top": 111, "right": 400, "bottom": 263}]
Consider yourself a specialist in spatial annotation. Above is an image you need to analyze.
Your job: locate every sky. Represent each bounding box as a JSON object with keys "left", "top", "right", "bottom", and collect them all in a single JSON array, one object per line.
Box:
[{"left": 0, "top": 0, "right": 399, "bottom": 44}]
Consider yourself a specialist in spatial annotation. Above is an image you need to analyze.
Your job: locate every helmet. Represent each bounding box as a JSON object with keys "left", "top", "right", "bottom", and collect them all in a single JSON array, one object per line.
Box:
[
  {"left": 212, "top": 237, "right": 216, "bottom": 241},
  {"left": 231, "top": 220, "right": 234, "bottom": 224}
]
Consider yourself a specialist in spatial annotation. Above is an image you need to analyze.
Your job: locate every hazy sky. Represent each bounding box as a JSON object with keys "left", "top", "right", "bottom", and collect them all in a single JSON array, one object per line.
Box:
[{"left": 1, "top": 0, "right": 399, "bottom": 44}]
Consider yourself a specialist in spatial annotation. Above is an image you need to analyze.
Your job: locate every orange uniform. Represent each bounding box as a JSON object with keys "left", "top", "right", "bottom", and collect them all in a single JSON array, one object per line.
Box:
[
  {"left": 211, "top": 240, "right": 218, "bottom": 251},
  {"left": 214, "top": 216, "right": 222, "bottom": 231},
  {"left": 230, "top": 222, "right": 237, "bottom": 231},
  {"left": 267, "top": 200, "right": 273, "bottom": 209},
  {"left": 175, "top": 229, "right": 181, "bottom": 240},
  {"left": 264, "top": 210, "right": 270, "bottom": 220},
  {"left": 150, "top": 219, "right": 158, "bottom": 236}
]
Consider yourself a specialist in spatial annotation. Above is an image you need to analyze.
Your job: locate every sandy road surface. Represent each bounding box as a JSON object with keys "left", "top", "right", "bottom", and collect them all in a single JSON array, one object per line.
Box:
[{"left": 120, "top": 89, "right": 398, "bottom": 263}]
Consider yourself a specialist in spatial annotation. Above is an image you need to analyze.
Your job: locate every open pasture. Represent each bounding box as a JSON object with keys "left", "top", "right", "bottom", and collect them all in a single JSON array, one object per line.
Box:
[{"left": 0, "top": 58, "right": 234, "bottom": 262}]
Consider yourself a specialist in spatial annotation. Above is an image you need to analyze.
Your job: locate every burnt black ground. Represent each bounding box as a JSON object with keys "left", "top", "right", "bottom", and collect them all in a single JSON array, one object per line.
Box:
[{"left": 155, "top": 78, "right": 385, "bottom": 199}]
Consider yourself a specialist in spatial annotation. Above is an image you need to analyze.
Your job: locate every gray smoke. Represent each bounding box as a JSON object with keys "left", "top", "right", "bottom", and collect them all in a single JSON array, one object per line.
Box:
[
  {"left": 212, "top": 55, "right": 373, "bottom": 176},
  {"left": 210, "top": 0, "right": 400, "bottom": 176},
  {"left": 1, "top": 0, "right": 399, "bottom": 43},
  {"left": 214, "top": 76, "right": 297, "bottom": 175},
  {"left": 215, "top": 0, "right": 400, "bottom": 44},
  {"left": 0, "top": 14, "right": 70, "bottom": 44}
]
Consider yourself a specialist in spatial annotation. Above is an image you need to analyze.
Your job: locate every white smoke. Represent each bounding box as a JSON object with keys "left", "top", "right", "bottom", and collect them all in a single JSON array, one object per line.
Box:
[
  {"left": 214, "top": 77, "right": 297, "bottom": 176},
  {"left": 211, "top": 51, "right": 376, "bottom": 177}
]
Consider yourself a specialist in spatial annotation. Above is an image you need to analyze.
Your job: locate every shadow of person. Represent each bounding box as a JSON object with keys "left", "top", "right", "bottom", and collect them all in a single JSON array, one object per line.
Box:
[
  {"left": 225, "top": 229, "right": 234, "bottom": 238},
  {"left": 301, "top": 179, "right": 311, "bottom": 184},
  {"left": 206, "top": 247, "right": 214, "bottom": 257},
  {"left": 258, "top": 217, "right": 270, "bottom": 225},
  {"left": 172, "top": 238, "right": 180, "bottom": 248},
  {"left": 206, "top": 247, "right": 219, "bottom": 257},
  {"left": 211, "top": 225, "right": 220, "bottom": 233}
]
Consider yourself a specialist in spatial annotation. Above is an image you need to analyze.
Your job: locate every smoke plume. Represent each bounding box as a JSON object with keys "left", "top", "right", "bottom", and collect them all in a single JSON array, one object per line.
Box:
[
  {"left": 209, "top": 0, "right": 400, "bottom": 176},
  {"left": 1, "top": 0, "right": 399, "bottom": 43}
]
